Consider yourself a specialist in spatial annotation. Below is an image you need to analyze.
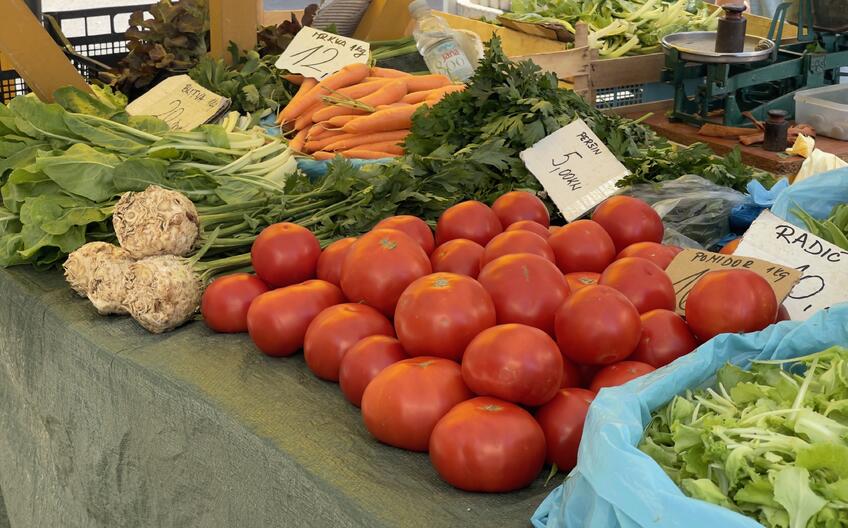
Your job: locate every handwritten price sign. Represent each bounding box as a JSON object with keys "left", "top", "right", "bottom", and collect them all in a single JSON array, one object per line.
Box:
[
  {"left": 275, "top": 26, "right": 370, "bottom": 80},
  {"left": 520, "top": 118, "right": 630, "bottom": 221},
  {"left": 125, "top": 75, "right": 230, "bottom": 131},
  {"left": 734, "top": 210, "right": 848, "bottom": 320}
]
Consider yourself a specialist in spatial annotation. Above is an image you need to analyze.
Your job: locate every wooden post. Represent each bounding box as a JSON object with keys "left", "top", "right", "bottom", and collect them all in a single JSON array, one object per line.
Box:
[
  {"left": 209, "top": 0, "right": 259, "bottom": 64},
  {"left": 572, "top": 23, "right": 593, "bottom": 104},
  {"left": 0, "top": 0, "right": 89, "bottom": 101}
]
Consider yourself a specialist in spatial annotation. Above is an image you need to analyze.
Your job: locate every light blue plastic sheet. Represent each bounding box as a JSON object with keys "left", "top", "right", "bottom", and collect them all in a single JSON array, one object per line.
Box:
[
  {"left": 771, "top": 167, "right": 848, "bottom": 226},
  {"left": 532, "top": 304, "right": 848, "bottom": 528}
]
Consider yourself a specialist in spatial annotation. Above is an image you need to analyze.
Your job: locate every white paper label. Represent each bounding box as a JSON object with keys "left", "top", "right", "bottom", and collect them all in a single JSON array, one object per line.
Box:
[
  {"left": 274, "top": 26, "right": 370, "bottom": 80},
  {"left": 519, "top": 118, "right": 630, "bottom": 221},
  {"left": 125, "top": 75, "right": 230, "bottom": 131},
  {"left": 734, "top": 210, "right": 848, "bottom": 320}
]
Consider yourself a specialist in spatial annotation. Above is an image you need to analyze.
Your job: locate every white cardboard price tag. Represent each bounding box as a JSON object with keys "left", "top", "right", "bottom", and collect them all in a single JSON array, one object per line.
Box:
[
  {"left": 519, "top": 118, "right": 630, "bottom": 221},
  {"left": 275, "top": 26, "right": 370, "bottom": 80},
  {"left": 125, "top": 75, "right": 231, "bottom": 131},
  {"left": 734, "top": 210, "right": 848, "bottom": 320}
]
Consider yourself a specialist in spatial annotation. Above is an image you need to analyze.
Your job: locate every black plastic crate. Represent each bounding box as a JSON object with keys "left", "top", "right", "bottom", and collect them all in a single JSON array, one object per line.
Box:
[{"left": 0, "top": 3, "right": 152, "bottom": 103}]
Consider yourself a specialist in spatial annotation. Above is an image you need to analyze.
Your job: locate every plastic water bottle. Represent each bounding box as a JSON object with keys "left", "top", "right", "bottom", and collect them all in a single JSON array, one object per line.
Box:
[{"left": 408, "top": 0, "right": 475, "bottom": 82}]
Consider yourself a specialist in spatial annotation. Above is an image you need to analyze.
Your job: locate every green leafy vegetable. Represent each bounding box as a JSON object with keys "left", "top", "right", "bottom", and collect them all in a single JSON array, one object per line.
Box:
[{"left": 793, "top": 204, "right": 848, "bottom": 251}]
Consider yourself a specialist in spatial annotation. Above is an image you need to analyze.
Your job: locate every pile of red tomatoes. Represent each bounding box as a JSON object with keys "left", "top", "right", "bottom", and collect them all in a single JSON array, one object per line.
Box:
[{"left": 200, "top": 192, "right": 782, "bottom": 493}]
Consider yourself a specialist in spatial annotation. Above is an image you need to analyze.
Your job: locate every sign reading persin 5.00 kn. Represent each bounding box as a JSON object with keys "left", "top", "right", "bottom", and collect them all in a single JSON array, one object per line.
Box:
[{"left": 520, "top": 118, "right": 630, "bottom": 221}]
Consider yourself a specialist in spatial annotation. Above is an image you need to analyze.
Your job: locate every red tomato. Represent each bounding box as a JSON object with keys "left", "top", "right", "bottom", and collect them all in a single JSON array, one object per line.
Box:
[
  {"left": 480, "top": 230, "right": 555, "bottom": 267},
  {"left": 589, "top": 361, "right": 655, "bottom": 392},
  {"left": 435, "top": 201, "right": 502, "bottom": 246},
  {"left": 246, "top": 280, "right": 343, "bottom": 357},
  {"left": 361, "top": 357, "right": 472, "bottom": 452},
  {"left": 303, "top": 303, "right": 396, "bottom": 381},
  {"left": 565, "top": 272, "right": 600, "bottom": 293},
  {"left": 776, "top": 304, "right": 791, "bottom": 322},
  {"left": 561, "top": 356, "right": 583, "bottom": 388},
  {"left": 685, "top": 269, "right": 778, "bottom": 341},
  {"left": 630, "top": 309, "right": 697, "bottom": 368},
  {"left": 201, "top": 273, "right": 269, "bottom": 333},
  {"left": 535, "top": 388, "right": 595, "bottom": 471},
  {"left": 667, "top": 245, "right": 683, "bottom": 256},
  {"left": 339, "top": 336, "right": 407, "bottom": 407},
  {"left": 429, "top": 397, "right": 546, "bottom": 492},
  {"left": 316, "top": 237, "right": 356, "bottom": 287},
  {"left": 478, "top": 254, "right": 571, "bottom": 335},
  {"left": 548, "top": 220, "right": 616, "bottom": 274},
  {"left": 251, "top": 222, "right": 321, "bottom": 287},
  {"left": 506, "top": 220, "right": 551, "bottom": 239},
  {"left": 720, "top": 238, "right": 741, "bottom": 255},
  {"left": 340, "top": 229, "right": 432, "bottom": 317},
  {"left": 394, "top": 273, "right": 496, "bottom": 361},
  {"left": 577, "top": 364, "right": 601, "bottom": 386},
  {"left": 616, "top": 242, "right": 677, "bottom": 270},
  {"left": 591, "top": 196, "right": 664, "bottom": 252},
  {"left": 599, "top": 257, "right": 676, "bottom": 313},
  {"left": 374, "top": 215, "right": 435, "bottom": 255},
  {"left": 461, "top": 324, "right": 563, "bottom": 406},
  {"left": 491, "top": 191, "right": 550, "bottom": 229},
  {"left": 555, "top": 285, "right": 641, "bottom": 365},
  {"left": 430, "top": 239, "right": 485, "bottom": 278},
  {"left": 549, "top": 225, "right": 562, "bottom": 234}
]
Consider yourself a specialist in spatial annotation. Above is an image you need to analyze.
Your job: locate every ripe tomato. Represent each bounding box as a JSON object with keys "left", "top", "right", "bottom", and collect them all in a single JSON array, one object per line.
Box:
[
  {"left": 548, "top": 220, "right": 616, "bottom": 274},
  {"left": 340, "top": 229, "right": 432, "bottom": 317},
  {"left": 616, "top": 242, "right": 678, "bottom": 270},
  {"left": 555, "top": 285, "right": 641, "bottom": 365},
  {"left": 589, "top": 361, "right": 655, "bottom": 392},
  {"left": 685, "top": 269, "right": 778, "bottom": 341},
  {"left": 303, "top": 303, "right": 396, "bottom": 381},
  {"left": 251, "top": 222, "right": 321, "bottom": 287},
  {"left": 491, "top": 191, "right": 550, "bottom": 228},
  {"left": 430, "top": 239, "right": 485, "bottom": 278},
  {"left": 630, "top": 309, "right": 697, "bottom": 368},
  {"left": 339, "top": 336, "right": 407, "bottom": 407},
  {"left": 429, "top": 397, "right": 546, "bottom": 492},
  {"left": 361, "top": 357, "right": 472, "bottom": 452},
  {"left": 561, "top": 357, "right": 583, "bottom": 389},
  {"left": 478, "top": 254, "right": 571, "bottom": 335},
  {"left": 599, "top": 257, "right": 676, "bottom": 313},
  {"left": 534, "top": 388, "right": 595, "bottom": 471},
  {"left": 246, "top": 280, "right": 343, "bottom": 357},
  {"left": 720, "top": 238, "right": 741, "bottom": 255},
  {"left": 316, "top": 237, "right": 356, "bottom": 287},
  {"left": 374, "top": 215, "right": 435, "bottom": 255},
  {"left": 435, "top": 201, "right": 502, "bottom": 246},
  {"left": 394, "top": 273, "right": 496, "bottom": 361},
  {"left": 591, "top": 196, "right": 664, "bottom": 252},
  {"left": 201, "top": 273, "right": 269, "bottom": 333},
  {"left": 480, "top": 230, "right": 555, "bottom": 267},
  {"left": 461, "top": 324, "right": 563, "bottom": 406},
  {"left": 776, "top": 304, "right": 791, "bottom": 322},
  {"left": 549, "top": 225, "right": 562, "bottom": 235},
  {"left": 565, "top": 271, "right": 600, "bottom": 293},
  {"left": 505, "top": 220, "right": 551, "bottom": 239}
]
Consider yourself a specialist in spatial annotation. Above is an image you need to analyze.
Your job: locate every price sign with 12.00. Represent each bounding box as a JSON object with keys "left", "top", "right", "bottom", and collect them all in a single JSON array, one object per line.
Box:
[
  {"left": 519, "top": 118, "right": 630, "bottom": 221},
  {"left": 275, "top": 26, "right": 370, "bottom": 80}
]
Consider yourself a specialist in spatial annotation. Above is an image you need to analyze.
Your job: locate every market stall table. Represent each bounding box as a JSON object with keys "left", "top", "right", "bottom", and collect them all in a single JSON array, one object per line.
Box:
[{"left": 0, "top": 267, "right": 549, "bottom": 528}]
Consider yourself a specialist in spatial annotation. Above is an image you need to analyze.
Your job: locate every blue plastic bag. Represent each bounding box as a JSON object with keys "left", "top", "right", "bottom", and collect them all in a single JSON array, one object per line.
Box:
[
  {"left": 771, "top": 167, "right": 848, "bottom": 226},
  {"left": 532, "top": 304, "right": 848, "bottom": 528}
]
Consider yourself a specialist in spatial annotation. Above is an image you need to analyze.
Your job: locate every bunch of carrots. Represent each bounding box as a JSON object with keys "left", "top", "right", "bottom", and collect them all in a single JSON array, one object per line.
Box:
[{"left": 277, "top": 64, "right": 465, "bottom": 160}]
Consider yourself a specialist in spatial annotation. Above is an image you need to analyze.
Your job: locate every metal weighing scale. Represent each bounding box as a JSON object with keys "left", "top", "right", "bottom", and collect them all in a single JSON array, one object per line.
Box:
[{"left": 661, "top": 0, "right": 848, "bottom": 127}]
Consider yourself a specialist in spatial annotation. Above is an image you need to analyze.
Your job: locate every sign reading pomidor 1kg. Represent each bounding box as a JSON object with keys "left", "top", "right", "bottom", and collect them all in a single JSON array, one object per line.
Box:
[
  {"left": 275, "top": 26, "right": 370, "bottom": 80},
  {"left": 519, "top": 118, "right": 630, "bottom": 221},
  {"left": 734, "top": 210, "right": 848, "bottom": 320}
]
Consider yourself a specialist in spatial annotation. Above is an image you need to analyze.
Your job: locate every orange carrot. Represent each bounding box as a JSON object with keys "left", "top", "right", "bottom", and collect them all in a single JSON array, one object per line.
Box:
[
  {"left": 293, "top": 80, "right": 391, "bottom": 129},
  {"left": 370, "top": 67, "right": 410, "bottom": 78},
  {"left": 311, "top": 79, "right": 407, "bottom": 123},
  {"left": 342, "top": 104, "right": 424, "bottom": 135},
  {"left": 294, "top": 101, "right": 325, "bottom": 130},
  {"left": 323, "top": 130, "right": 410, "bottom": 152},
  {"left": 278, "top": 78, "right": 317, "bottom": 123},
  {"left": 289, "top": 128, "right": 309, "bottom": 152},
  {"left": 341, "top": 149, "right": 401, "bottom": 159},
  {"left": 313, "top": 151, "right": 337, "bottom": 160},
  {"left": 426, "top": 84, "right": 466, "bottom": 104},
  {"left": 308, "top": 127, "right": 345, "bottom": 141},
  {"left": 279, "top": 63, "right": 370, "bottom": 123},
  {"left": 325, "top": 114, "right": 361, "bottom": 128},
  {"left": 354, "top": 141, "right": 404, "bottom": 155},
  {"left": 404, "top": 74, "right": 451, "bottom": 93},
  {"left": 282, "top": 74, "right": 305, "bottom": 85},
  {"left": 305, "top": 133, "right": 357, "bottom": 154}
]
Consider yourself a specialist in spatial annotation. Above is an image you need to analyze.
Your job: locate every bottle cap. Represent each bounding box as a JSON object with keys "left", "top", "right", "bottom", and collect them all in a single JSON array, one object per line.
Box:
[{"left": 408, "top": 0, "right": 429, "bottom": 16}]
